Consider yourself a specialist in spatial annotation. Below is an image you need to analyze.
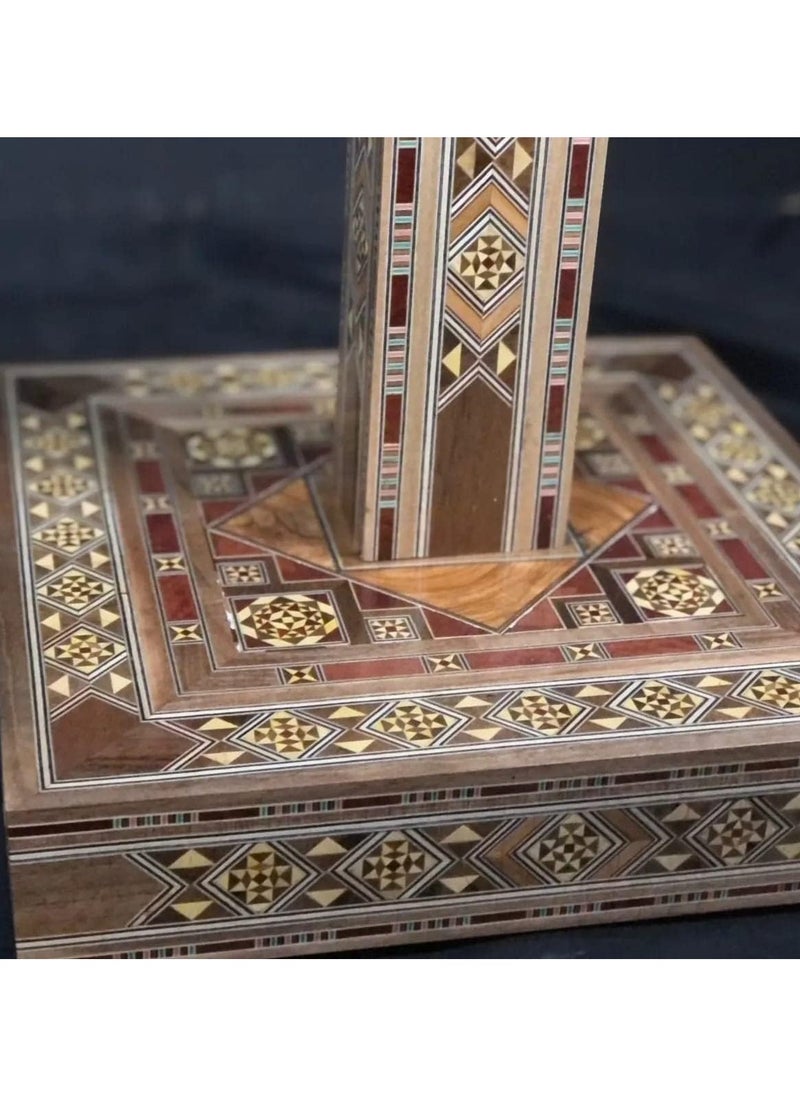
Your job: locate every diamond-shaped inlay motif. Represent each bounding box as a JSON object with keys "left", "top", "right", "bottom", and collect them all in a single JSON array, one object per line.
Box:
[
  {"left": 691, "top": 799, "right": 782, "bottom": 865},
  {"left": 32, "top": 517, "right": 102, "bottom": 553},
  {"left": 673, "top": 384, "right": 728, "bottom": 436},
  {"left": 520, "top": 813, "right": 615, "bottom": 882},
  {"left": 368, "top": 700, "right": 458, "bottom": 745},
  {"left": 44, "top": 627, "right": 125, "bottom": 675},
  {"left": 39, "top": 568, "right": 113, "bottom": 611},
  {"left": 241, "top": 711, "right": 332, "bottom": 758},
  {"left": 739, "top": 670, "right": 800, "bottom": 715},
  {"left": 745, "top": 468, "right": 800, "bottom": 525},
  {"left": 496, "top": 689, "right": 586, "bottom": 736},
  {"left": 707, "top": 429, "right": 765, "bottom": 470},
  {"left": 346, "top": 831, "right": 442, "bottom": 898},
  {"left": 210, "top": 843, "right": 306, "bottom": 912},
  {"left": 450, "top": 217, "right": 522, "bottom": 304},
  {"left": 618, "top": 679, "right": 707, "bottom": 725},
  {"left": 625, "top": 566, "right": 726, "bottom": 618},
  {"left": 184, "top": 426, "right": 278, "bottom": 469},
  {"left": 235, "top": 593, "right": 344, "bottom": 648}
]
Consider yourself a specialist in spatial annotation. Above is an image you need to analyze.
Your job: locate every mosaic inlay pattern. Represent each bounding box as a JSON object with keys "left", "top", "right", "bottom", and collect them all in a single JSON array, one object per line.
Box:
[
  {"left": 8, "top": 343, "right": 800, "bottom": 794},
  {"left": 234, "top": 594, "right": 345, "bottom": 649},
  {"left": 624, "top": 567, "right": 727, "bottom": 619},
  {"left": 185, "top": 427, "right": 278, "bottom": 469},
  {"left": 13, "top": 785, "right": 800, "bottom": 949}
]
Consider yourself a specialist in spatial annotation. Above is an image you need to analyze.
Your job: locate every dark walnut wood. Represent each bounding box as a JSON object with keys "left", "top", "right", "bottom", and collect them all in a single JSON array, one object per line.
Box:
[{"left": 5, "top": 337, "right": 800, "bottom": 958}]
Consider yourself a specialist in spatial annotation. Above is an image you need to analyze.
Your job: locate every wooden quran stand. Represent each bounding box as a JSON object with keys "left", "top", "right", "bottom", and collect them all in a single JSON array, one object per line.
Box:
[{"left": 5, "top": 139, "right": 800, "bottom": 960}]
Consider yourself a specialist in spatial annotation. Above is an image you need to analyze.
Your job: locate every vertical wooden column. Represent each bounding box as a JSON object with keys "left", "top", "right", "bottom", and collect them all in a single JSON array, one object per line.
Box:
[{"left": 336, "top": 137, "right": 607, "bottom": 563}]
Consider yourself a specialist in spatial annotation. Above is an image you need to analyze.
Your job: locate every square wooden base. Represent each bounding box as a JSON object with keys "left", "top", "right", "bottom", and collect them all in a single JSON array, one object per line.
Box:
[{"left": 5, "top": 336, "right": 800, "bottom": 958}]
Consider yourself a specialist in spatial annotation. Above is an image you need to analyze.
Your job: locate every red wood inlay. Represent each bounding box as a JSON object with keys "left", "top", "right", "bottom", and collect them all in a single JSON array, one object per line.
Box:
[
  {"left": 677, "top": 485, "right": 719, "bottom": 519},
  {"left": 605, "top": 635, "right": 701, "bottom": 658},
  {"left": 507, "top": 600, "right": 563, "bottom": 632},
  {"left": 468, "top": 646, "right": 565, "bottom": 670},
  {"left": 136, "top": 460, "right": 166, "bottom": 494},
  {"left": 720, "top": 539, "right": 769, "bottom": 580},
  {"left": 324, "top": 657, "right": 424, "bottom": 682},
  {"left": 159, "top": 575, "right": 199, "bottom": 621},
  {"left": 639, "top": 435, "right": 673, "bottom": 464},
  {"left": 146, "top": 514, "right": 179, "bottom": 554}
]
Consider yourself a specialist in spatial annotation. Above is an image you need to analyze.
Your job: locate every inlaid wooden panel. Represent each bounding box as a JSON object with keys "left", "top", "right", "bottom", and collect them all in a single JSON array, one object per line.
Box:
[{"left": 5, "top": 337, "right": 800, "bottom": 957}]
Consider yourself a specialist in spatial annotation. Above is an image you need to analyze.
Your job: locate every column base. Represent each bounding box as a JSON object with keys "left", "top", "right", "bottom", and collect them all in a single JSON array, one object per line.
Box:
[{"left": 5, "top": 336, "right": 800, "bottom": 957}]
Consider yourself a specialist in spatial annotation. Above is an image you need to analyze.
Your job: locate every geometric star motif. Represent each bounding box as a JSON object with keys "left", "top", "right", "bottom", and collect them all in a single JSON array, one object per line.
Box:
[
  {"left": 38, "top": 568, "right": 113, "bottom": 611},
  {"left": 235, "top": 593, "right": 343, "bottom": 648},
  {"left": 368, "top": 700, "right": 458, "bottom": 745},
  {"left": 241, "top": 711, "right": 332, "bottom": 758},
  {"left": 366, "top": 616, "right": 417, "bottom": 642},
  {"left": 44, "top": 627, "right": 125, "bottom": 675},
  {"left": 184, "top": 426, "right": 278, "bottom": 469},
  {"left": 644, "top": 533, "right": 696, "bottom": 558},
  {"left": 156, "top": 555, "right": 185, "bottom": 572},
  {"left": 210, "top": 843, "right": 306, "bottom": 913},
  {"left": 32, "top": 517, "right": 102, "bottom": 552},
  {"left": 624, "top": 566, "right": 726, "bottom": 618},
  {"left": 450, "top": 217, "right": 522, "bottom": 305},
  {"left": 617, "top": 679, "right": 707, "bottom": 725},
  {"left": 345, "top": 831, "right": 442, "bottom": 898},
  {"left": 519, "top": 813, "right": 616, "bottom": 882},
  {"left": 281, "top": 665, "right": 322, "bottom": 685},
  {"left": 563, "top": 642, "right": 605, "bottom": 662},
  {"left": 738, "top": 669, "right": 800, "bottom": 715},
  {"left": 495, "top": 689, "right": 586, "bottom": 736},
  {"left": 220, "top": 563, "right": 265, "bottom": 585},
  {"left": 30, "top": 472, "right": 91, "bottom": 501},
  {"left": 751, "top": 579, "right": 785, "bottom": 600},
  {"left": 700, "top": 632, "right": 738, "bottom": 650},
  {"left": 425, "top": 654, "right": 467, "bottom": 673},
  {"left": 569, "top": 600, "right": 619, "bottom": 627},
  {"left": 690, "top": 799, "right": 783, "bottom": 866}
]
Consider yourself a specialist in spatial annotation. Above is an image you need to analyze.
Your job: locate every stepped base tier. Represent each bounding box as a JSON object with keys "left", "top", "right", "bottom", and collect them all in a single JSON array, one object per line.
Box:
[{"left": 6, "top": 337, "right": 800, "bottom": 958}]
